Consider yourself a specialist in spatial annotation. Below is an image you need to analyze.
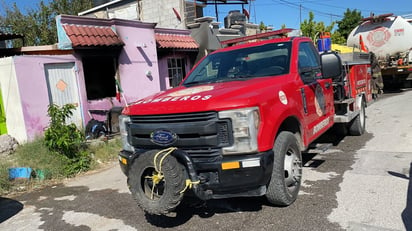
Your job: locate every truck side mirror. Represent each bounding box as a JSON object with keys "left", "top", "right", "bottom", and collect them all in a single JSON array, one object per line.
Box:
[{"left": 320, "top": 52, "right": 342, "bottom": 79}]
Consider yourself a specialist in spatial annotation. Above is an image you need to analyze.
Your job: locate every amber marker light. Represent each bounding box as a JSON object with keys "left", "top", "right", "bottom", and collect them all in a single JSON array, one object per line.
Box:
[
  {"left": 121, "top": 157, "right": 127, "bottom": 165},
  {"left": 221, "top": 161, "right": 240, "bottom": 170}
]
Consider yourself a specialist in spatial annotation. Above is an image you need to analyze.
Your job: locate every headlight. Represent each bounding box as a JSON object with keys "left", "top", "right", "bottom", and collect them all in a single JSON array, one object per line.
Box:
[
  {"left": 219, "top": 107, "right": 260, "bottom": 155},
  {"left": 119, "top": 115, "right": 134, "bottom": 152}
]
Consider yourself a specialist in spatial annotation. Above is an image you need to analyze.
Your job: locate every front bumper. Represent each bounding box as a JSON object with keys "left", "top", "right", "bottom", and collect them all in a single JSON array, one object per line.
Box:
[{"left": 118, "top": 149, "right": 274, "bottom": 200}]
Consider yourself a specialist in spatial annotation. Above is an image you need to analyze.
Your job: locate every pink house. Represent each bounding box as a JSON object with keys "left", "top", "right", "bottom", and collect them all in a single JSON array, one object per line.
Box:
[{"left": 0, "top": 15, "right": 198, "bottom": 143}]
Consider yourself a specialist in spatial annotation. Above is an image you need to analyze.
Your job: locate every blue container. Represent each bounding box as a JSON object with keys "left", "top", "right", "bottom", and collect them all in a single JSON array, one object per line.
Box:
[
  {"left": 317, "top": 38, "right": 331, "bottom": 52},
  {"left": 8, "top": 167, "right": 32, "bottom": 180}
]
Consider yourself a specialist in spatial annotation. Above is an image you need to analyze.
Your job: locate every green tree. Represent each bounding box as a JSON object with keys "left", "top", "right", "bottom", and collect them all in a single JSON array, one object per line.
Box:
[
  {"left": 259, "top": 21, "right": 267, "bottom": 31},
  {"left": 337, "top": 8, "right": 362, "bottom": 40},
  {"left": 300, "top": 12, "right": 335, "bottom": 41},
  {"left": 331, "top": 31, "right": 346, "bottom": 45},
  {"left": 300, "top": 12, "right": 316, "bottom": 40},
  {"left": 299, "top": 11, "right": 348, "bottom": 45},
  {"left": 0, "top": 0, "right": 92, "bottom": 47}
]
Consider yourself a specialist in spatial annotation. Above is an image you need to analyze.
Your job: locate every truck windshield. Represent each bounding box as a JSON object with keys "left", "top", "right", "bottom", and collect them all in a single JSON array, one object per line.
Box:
[{"left": 183, "top": 42, "right": 291, "bottom": 86}]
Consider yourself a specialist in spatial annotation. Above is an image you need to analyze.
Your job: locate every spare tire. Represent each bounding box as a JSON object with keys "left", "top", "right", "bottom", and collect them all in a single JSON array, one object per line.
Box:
[
  {"left": 127, "top": 150, "right": 187, "bottom": 215},
  {"left": 85, "top": 119, "right": 107, "bottom": 140}
]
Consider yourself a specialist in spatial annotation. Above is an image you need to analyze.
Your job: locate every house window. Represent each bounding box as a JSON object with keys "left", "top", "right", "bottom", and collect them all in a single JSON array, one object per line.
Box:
[
  {"left": 168, "top": 58, "right": 186, "bottom": 87},
  {"left": 298, "top": 42, "right": 321, "bottom": 84},
  {"left": 82, "top": 56, "right": 117, "bottom": 100}
]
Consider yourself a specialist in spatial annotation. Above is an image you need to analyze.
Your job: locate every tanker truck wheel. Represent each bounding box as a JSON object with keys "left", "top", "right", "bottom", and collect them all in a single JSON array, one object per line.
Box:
[
  {"left": 128, "top": 150, "right": 187, "bottom": 215},
  {"left": 266, "top": 131, "right": 302, "bottom": 206},
  {"left": 348, "top": 99, "right": 366, "bottom": 136}
]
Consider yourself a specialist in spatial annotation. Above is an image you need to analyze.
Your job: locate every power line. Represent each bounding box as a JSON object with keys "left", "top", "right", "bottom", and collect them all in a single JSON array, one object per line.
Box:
[
  {"left": 275, "top": 0, "right": 342, "bottom": 18},
  {"left": 289, "top": 0, "right": 412, "bottom": 17}
]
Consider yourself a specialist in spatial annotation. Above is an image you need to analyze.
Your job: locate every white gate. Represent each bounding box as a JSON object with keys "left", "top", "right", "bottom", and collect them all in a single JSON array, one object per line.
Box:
[{"left": 45, "top": 63, "right": 82, "bottom": 128}]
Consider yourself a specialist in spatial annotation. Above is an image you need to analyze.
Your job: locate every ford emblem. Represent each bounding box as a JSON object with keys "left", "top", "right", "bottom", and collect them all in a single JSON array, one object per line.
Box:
[{"left": 150, "top": 129, "right": 178, "bottom": 146}]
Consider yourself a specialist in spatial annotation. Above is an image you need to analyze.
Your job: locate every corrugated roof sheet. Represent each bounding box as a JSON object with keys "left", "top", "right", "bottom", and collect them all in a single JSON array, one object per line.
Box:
[
  {"left": 62, "top": 24, "right": 124, "bottom": 47},
  {"left": 155, "top": 33, "right": 199, "bottom": 49}
]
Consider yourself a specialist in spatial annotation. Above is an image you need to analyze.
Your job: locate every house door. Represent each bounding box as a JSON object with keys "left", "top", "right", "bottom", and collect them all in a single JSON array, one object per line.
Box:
[
  {"left": 0, "top": 87, "right": 7, "bottom": 134},
  {"left": 45, "top": 63, "right": 83, "bottom": 128}
]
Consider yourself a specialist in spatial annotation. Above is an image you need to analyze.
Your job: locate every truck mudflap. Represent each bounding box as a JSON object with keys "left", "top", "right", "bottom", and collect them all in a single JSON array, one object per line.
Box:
[{"left": 119, "top": 148, "right": 274, "bottom": 201}]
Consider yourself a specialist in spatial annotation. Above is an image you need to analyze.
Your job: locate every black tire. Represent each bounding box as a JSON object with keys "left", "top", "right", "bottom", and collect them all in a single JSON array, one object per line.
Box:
[
  {"left": 85, "top": 119, "right": 107, "bottom": 139},
  {"left": 128, "top": 150, "right": 187, "bottom": 215},
  {"left": 348, "top": 99, "right": 366, "bottom": 136},
  {"left": 265, "top": 131, "right": 302, "bottom": 206}
]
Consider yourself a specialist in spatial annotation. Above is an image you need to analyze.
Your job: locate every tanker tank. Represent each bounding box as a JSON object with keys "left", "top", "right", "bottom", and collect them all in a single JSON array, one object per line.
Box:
[
  {"left": 347, "top": 13, "right": 412, "bottom": 88},
  {"left": 347, "top": 13, "right": 412, "bottom": 61}
]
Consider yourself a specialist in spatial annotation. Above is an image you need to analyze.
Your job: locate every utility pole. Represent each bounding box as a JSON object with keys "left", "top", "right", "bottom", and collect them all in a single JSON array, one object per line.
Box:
[{"left": 215, "top": 1, "right": 218, "bottom": 22}]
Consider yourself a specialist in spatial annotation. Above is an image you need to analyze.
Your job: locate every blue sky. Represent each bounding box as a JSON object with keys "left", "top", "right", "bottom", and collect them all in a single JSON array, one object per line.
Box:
[
  {"left": 203, "top": 0, "right": 412, "bottom": 29},
  {"left": 0, "top": 0, "right": 47, "bottom": 13},
  {"left": 2, "top": 0, "right": 412, "bottom": 30}
]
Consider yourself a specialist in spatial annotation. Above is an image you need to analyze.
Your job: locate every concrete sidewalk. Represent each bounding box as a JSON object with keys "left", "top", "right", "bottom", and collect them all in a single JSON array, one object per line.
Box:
[{"left": 329, "top": 90, "right": 412, "bottom": 231}]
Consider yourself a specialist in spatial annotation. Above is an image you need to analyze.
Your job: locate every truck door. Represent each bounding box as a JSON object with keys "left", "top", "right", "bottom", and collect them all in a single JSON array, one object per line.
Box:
[{"left": 298, "top": 42, "right": 334, "bottom": 142}]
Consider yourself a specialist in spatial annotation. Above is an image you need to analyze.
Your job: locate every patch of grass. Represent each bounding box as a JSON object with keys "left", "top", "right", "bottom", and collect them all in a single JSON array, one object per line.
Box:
[
  {"left": 0, "top": 136, "right": 121, "bottom": 196},
  {"left": 88, "top": 137, "right": 122, "bottom": 169},
  {"left": 0, "top": 161, "right": 12, "bottom": 195},
  {"left": 11, "top": 138, "right": 69, "bottom": 178}
]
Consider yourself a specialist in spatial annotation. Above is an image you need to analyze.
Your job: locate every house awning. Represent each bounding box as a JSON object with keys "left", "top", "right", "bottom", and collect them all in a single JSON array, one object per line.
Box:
[
  {"left": 155, "top": 33, "right": 199, "bottom": 49},
  {"left": 62, "top": 24, "right": 124, "bottom": 48}
]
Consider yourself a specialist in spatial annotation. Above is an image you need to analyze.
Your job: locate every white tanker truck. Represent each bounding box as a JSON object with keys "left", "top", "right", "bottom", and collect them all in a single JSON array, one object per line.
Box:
[{"left": 347, "top": 13, "right": 412, "bottom": 88}]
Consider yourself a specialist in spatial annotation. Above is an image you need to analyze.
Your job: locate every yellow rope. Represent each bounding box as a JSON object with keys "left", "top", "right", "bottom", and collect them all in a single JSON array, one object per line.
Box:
[
  {"left": 180, "top": 179, "right": 200, "bottom": 194},
  {"left": 146, "top": 147, "right": 201, "bottom": 198},
  {"left": 147, "top": 147, "right": 177, "bottom": 199}
]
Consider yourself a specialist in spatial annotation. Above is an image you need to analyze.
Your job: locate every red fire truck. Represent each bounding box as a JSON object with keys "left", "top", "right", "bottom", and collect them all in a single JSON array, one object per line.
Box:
[{"left": 118, "top": 30, "right": 372, "bottom": 215}]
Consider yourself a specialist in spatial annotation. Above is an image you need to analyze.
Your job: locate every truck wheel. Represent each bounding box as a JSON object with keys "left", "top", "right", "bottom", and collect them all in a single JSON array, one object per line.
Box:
[
  {"left": 348, "top": 100, "right": 366, "bottom": 136},
  {"left": 266, "top": 131, "right": 302, "bottom": 206},
  {"left": 127, "top": 150, "right": 187, "bottom": 215}
]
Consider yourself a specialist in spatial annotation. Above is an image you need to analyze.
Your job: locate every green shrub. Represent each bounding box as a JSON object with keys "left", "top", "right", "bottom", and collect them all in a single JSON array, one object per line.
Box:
[
  {"left": 44, "top": 104, "right": 91, "bottom": 175},
  {"left": 0, "top": 104, "right": 122, "bottom": 196},
  {"left": 44, "top": 104, "right": 84, "bottom": 157}
]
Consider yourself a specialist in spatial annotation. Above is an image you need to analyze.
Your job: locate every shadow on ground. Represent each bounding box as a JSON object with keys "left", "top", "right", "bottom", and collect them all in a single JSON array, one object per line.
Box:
[
  {"left": 5, "top": 183, "right": 279, "bottom": 229},
  {"left": 144, "top": 196, "right": 268, "bottom": 227},
  {"left": 0, "top": 197, "right": 23, "bottom": 223},
  {"left": 396, "top": 162, "right": 412, "bottom": 231},
  {"left": 387, "top": 162, "right": 411, "bottom": 231}
]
